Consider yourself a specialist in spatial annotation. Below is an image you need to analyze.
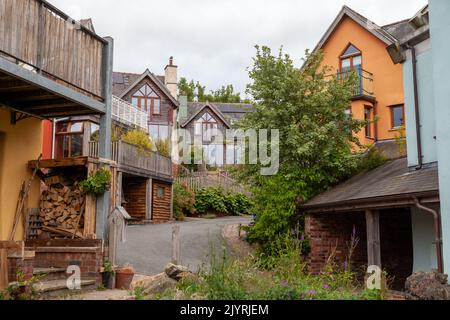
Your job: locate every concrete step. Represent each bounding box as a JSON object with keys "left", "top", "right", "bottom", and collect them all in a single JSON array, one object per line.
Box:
[
  {"left": 33, "top": 267, "right": 67, "bottom": 281},
  {"left": 33, "top": 279, "right": 97, "bottom": 299}
]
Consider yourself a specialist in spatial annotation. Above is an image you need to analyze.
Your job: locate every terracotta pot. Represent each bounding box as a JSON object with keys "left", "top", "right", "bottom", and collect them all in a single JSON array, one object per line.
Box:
[{"left": 115, "top": 271, "right": 134, "bottom": 290}]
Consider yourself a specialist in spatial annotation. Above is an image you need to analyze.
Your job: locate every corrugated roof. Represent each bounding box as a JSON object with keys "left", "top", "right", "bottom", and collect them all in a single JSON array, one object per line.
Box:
[{"left": 302, "top": 158, "right": 439, "bottom": 210}]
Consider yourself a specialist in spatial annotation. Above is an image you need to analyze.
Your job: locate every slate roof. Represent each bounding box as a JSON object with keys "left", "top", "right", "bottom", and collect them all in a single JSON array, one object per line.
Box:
[
  {"left": 302, "top": 158, "right": 439, "bottom": 210},
  {"left": 112, "top": 71, "right": 166, "bottom": 97},
  {"left": 182, "top": 102, "right": 255, "bottom": 127},
  {"left": 382, "top": 19, "right": 417, "bottom": 42}
]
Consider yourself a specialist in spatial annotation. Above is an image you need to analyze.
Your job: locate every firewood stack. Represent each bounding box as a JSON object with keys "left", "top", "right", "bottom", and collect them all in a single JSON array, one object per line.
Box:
[{"left": 39, "top": 184, "right": 85, "bottom": 238}]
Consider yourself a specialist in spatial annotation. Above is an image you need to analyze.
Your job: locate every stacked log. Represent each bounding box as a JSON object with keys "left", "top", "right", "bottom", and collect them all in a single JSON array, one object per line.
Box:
[{"left": 39, "top": 184, "right": 85, "bottom": 238}]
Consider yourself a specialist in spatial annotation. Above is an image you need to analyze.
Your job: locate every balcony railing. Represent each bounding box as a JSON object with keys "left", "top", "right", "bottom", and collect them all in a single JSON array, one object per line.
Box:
[
  {"left": 335, "top": 66, "right": 374, "bottom": 98},
  {"left": 0, "top": 0, "right": 107, "bottom": 99},
  {"left": 112, "top": 96, "right": 149, "bottom": 132},
  {"left": 89, "top": 141, "right": 172, "bottom": 178}
]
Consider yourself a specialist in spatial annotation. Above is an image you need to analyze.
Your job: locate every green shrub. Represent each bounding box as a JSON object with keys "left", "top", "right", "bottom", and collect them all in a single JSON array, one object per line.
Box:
[
  {"left": 173, "top": 183, "right": 196, "bottom": 220},
  {"left": 121, "top": 129, "right": 153, "bottom": 152},
  {"left": 195, "top": 188, "right": 228, "bottom": 215},
  {"left": 195, "top": 188, "right": 253, "bottom": 216},
  {"left": 156, "top": 139, "right": 171, "bottom": 157},
  {"left": 79, "top": 167, "right": 112, "bottom": 195}
]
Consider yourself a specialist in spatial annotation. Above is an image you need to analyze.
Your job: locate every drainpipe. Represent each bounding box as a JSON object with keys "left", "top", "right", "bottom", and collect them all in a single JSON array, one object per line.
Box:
[
  {"left": 408, "top": 45, "right": 424, "bottom": 170},
  {"left": 413, "top": 197, "right": 443, "bottom": 273}
]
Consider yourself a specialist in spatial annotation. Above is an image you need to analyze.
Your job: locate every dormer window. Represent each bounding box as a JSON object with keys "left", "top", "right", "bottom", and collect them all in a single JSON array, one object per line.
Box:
[
  {"left": 131, "top": 84, "right": 161, "bottom": 115},
  {"left": 340, "top": 44, "right": 362, "bottom": 73}
]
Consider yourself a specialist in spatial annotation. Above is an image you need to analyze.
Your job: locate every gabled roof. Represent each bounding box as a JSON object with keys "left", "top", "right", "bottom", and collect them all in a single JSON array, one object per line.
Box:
[
  {"left": 112, "top": 70, "right": 178, "bottom": 107},
  {"left": 180, "top": 102, "right": 232, "bottom": 129},
  {"left": 312, "top": 6, "right": 398, "bottom": 54},
  {"left": 301, "top": 158, "right": 439, "bottom": 213}
]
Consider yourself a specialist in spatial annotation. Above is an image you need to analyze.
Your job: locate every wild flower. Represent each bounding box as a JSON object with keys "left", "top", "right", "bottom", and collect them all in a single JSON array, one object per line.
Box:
[{"left": 323, "top": 284, "right": 330, "bottom": 290}]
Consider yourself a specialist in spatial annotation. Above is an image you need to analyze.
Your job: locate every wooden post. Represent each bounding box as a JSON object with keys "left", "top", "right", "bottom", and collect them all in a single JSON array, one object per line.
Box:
[
  {"left": 96, "top": 36, "right": 114, "bottom": 240},
  {"left": 172, "top": 225, "right": 180, "bottom": 265},
  {"left": 365, "top": 209, "right": 381, "bottom": 268},
  {"left": 146, "top": 178, "right": 153, "bottom": 220},
  {"left": 0, "top": 249, "right": 8, "bottom": 290}
]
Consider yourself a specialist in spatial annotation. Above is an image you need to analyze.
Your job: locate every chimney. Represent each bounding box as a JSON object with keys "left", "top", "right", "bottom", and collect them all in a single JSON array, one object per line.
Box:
[{"left": 164, "top": 56, "right": 178, "bottom": 99}]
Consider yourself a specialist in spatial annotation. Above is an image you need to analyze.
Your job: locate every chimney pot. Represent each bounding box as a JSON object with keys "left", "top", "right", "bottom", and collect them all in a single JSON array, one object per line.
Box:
[{"left": 169, "top": 56, "right": 174, "bottom": 66}]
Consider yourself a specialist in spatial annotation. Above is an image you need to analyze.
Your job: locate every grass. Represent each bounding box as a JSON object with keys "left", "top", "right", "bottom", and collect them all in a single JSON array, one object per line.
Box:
[{"left": 158, "top": 239, "right": 384, "bottom": 301}]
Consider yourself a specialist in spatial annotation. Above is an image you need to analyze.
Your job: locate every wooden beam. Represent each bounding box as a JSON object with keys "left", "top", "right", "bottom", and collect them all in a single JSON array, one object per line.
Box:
[
  {"left": 28, "top": 157, "right": 89, "bottom": 169},
  {"left": 0, "top": 241, "right": 24, "bottom": 249},
  {"left": 366, "top": 210, "right": 381, "bottom": 268}
]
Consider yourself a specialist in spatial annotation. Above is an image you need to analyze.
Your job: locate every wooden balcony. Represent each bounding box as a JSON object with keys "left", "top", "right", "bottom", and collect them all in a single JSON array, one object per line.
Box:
[
  {"left": 89, "top": 141, "right": 172, "bottom": 181},
  {"left": 0, "top": 0, "right": 112, "bottom": 120}
]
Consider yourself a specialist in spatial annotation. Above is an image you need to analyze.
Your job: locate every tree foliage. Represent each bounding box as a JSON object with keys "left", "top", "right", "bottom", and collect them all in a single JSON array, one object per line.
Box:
[
  {"left": 235, "top": 46, "right": 366, "bottom": 253},
  {"left": 178, "top": 77, "right": 250, "bottom": 103}
]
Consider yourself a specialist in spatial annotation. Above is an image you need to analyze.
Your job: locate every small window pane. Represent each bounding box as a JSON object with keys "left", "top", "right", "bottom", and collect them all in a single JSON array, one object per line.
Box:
[
  {"left": 159, "top": 126, "right": 169, "bottom": 140},
  {"left": 195, "top": 122, "right": 202, "bottom": 135},
  {"left": 149, "top": 125, "right": 158, "bottom": 140},
  {"left": 392, "top": 106, "right": 404, "bottom": 128},
  {"left": 342, "top": 44, "right": 361, "bottom": 57},
  {"left": 353, "top": 56, "right": 362, "bottom": 68},
  {"left": 56, "top": 122, "right": 69, "bottom": 133},
  {"left": 341, "top": 58, "right": 351, "bottom": 72},
  {"left": 132, "top": 97, "right": 139, "bottom": 107},
  {"left": 154, "top": 99, "right": 161, "bottom": 114},
  {"left": 70, "top": 122, "right": 83, "bottom": 133},
  {"left": 157, "top": 186, "right": 165, "bottom": 199},
  {"left": 71, "top": 135, "right": 83, "bottom": 157}
]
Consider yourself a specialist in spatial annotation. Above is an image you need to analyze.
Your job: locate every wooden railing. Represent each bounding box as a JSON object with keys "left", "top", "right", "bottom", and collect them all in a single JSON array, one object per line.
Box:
[
  {"left": 0, "top": 0, "right": 107, "bottom": 99},
  {"left": 112, "top": 96, "right": 149, "bottom": 132},
  {"left": 89, "top": 141, "right": 172, "bottom": 178},
  {"left": 176, "top": 171, "right": 250, "bottom": 195}
]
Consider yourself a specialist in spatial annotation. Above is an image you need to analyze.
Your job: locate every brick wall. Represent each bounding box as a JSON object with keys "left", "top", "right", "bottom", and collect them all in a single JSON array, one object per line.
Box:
[
  {"left": 305, "top": 209, "right": 413, "bottom": 290},
  {"left": 305, "top": 212, "right": 367, "bottom": 275},
  {"left": 152, "top": 180, "right": 172, "bottom": 223},
  {"left": 7, "top": 257, "right": 34, "bottom": 283}
]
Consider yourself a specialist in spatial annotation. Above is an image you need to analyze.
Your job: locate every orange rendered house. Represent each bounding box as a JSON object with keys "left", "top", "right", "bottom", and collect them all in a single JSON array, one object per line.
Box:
[{"left": 313, "top": 6, "right": 406, "bottom": 150}]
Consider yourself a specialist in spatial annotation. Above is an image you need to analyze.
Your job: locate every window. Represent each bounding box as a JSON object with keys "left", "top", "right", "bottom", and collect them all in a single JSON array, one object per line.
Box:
[
  {"left": 55, "top": 121, "right": 84, "bottom": 159},
  {"left": 203, "top": 144, "right": 223, "bottom": 166},
  {"left": 132, "top": 84, "right": 161, "bottom": 115},
  {"left": 149, "top": 124, "right": 169, "bottom": 141},
  {"left": 226, "top": 142, "right": 244, "bottom": 165},
  {"left": 364, "top": 106, "right": 372, "bottom": 138},
  {"left": 340, "top": 44, "right": 362, "bottom": 73},
  {"left": 157, "top": 186, "right": 165, "bottom": 199},
  {"left": 390, "top": 105, "right": 405, "bottom": 129},
  {"left": 196, "top": 112, "right": 218, "bottom": 142}
]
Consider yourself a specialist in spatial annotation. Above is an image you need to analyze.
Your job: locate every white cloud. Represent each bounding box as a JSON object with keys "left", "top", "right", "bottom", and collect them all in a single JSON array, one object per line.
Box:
[{"left": 49, "top": 0, "right": 426, "bottom": 94}]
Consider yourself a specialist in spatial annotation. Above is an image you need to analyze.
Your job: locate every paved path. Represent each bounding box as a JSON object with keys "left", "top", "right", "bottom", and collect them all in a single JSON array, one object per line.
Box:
[{"left": 117, "top": 216, "right": 252, "bottom": 276}]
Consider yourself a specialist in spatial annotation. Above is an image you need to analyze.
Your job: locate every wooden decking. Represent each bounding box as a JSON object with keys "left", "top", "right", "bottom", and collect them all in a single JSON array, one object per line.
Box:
[{"left": 0, "top": 0, "right": 112, "bottom": 118}]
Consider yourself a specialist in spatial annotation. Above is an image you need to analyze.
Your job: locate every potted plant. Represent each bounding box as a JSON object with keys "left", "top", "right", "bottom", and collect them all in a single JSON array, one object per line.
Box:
[
  {"left": 115, "top": 264, "right": 135, "bottom": 290},
  {"left": 101, "top": 259, "right": 115, "bottom": 289}
]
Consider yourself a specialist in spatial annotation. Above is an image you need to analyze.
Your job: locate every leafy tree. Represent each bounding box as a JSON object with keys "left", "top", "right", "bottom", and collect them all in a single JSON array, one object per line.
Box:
[
  {"left": 121, "top": 129, "right": 153, "bottom": 152},
  {"left": 234, "top": 46, "right": 366, "bottom": 254},
  {"left": 155, "top": 139, "right": 171, "bottom": 157},
  {"left": 178, "top": 77, "right": 250, "bottom": 103}
]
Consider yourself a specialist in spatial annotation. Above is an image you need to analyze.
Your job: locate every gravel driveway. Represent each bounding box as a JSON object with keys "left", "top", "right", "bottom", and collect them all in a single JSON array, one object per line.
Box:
[{"left": 117, "top": 216, "right": 252, "bottom": 275}]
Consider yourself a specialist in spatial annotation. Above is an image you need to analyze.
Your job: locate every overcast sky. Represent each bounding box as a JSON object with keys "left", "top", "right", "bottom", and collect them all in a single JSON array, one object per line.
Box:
[{"left": 51, "top": 0, "right": 426, "bottom": 97}]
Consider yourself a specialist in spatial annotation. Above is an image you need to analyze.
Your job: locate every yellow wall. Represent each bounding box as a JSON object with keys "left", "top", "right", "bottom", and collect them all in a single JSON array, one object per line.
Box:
[
  {"left": 0, "top": 109, "right": 42, "bottom": 240},
  {"left": 320, "top": 17, "right": 405, "bottom": 146}
]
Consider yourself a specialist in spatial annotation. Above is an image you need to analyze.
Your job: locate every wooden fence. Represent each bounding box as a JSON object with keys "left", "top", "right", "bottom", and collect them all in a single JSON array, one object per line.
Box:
[
  {"left": 0, "top": 0, "right": 107, "bottom": 99},
  {"left": 89, "top": 140, "right": 172, "bottom": 178},
  {"left": 176, "top": 171, "right": 250, "bottom": 195}
]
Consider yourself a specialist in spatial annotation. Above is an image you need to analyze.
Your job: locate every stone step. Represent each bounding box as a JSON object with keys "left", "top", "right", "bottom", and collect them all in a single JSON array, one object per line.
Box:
[
  {"left": 33, "top": 267, "right": 67, "bottom": 281},
  {"left": 34, "top": 279, "right": 97, "bottom": 298}
]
